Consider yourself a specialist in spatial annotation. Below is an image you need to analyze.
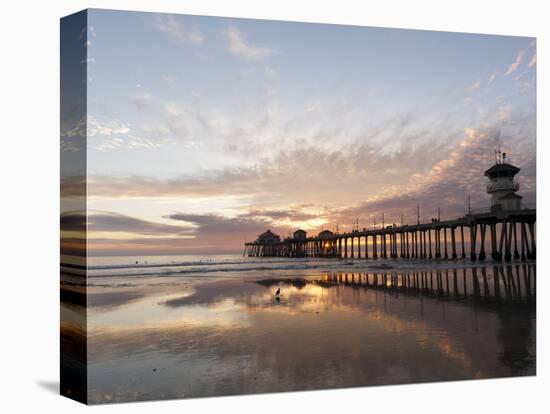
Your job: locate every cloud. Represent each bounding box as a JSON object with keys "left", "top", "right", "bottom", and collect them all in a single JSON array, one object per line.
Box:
[
  {"left": 86, "top": 210, "right": 195, "bottom": 236},
  {"left": 224, "top": 26, "right": 272, "bottom": 60},
  {"left": 84, "top": 104, "right": 534, "bottom": 228},
  {"left": 129, "top": 92, "right": 152, "bottom": 110},
  {"left": 157, "top": 74, "right": 286, "bottom": 149},
  {"left": 337, "top": 122, "right": 535, "bottom": 225},
  {"left": 64, "top": 210, "right": 199, "bottom": 255},
  {"left": 528, "top": 52, "right": 536, "bottom": 68},
  {"left": 241, "top": 208, "right": 319, "bottom": 222},
  {"left": 264, "top": 66, "right": 277, "bottom": 77},
  {"left": 88, "top": 115, "right": 130, "bottom": 137},
  {"left": 168, "top": 213, "right": 266, "bottom": 233},
  {"left": 468, "top": 79, "right": 481, "bottom": 92},
  {"left": 83, "top": 104, "right": 534, "bottom": 205},
  {"left": 161, "top": 99, "right": 266, "bottom": 146},
  {"left": 165, "top": 212, "right": 286, "bottom": 253},
  {"left": 305, "top": 100, "right": 321, "bottom": 113},
  {"left": 83, "top": 142, "right": 439, "bottom": 217},
  {"left": 505, "top": 50, "right": 524, "bottom": 76},
  {"left": 152, "top": 14, "right": 204, "bottom": 45},
  {"left": 86, "top": 170, "right": 263, "bottom": 198},
  {"left": 161, "top": 75, "right": 177, "bottom": 83},
  {"left": 87, "top": 115, "right": 171, "bottom": 151},
  {"left": 498, "top": 104, "right": 512, "bottom": 121}
]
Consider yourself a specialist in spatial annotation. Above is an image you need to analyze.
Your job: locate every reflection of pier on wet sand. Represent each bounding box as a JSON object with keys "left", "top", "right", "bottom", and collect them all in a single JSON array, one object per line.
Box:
[{"left": 258, "top": 263, "right": 535, "bottom": 306}]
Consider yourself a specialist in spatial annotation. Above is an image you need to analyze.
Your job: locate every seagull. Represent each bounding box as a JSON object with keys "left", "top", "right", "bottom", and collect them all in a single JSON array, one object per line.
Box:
[{"left": 275, "top": 288, "right": 281, "bottom": 296}]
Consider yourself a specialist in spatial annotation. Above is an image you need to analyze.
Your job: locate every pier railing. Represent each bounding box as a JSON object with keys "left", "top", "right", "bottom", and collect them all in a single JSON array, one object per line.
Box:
[{"left": 487, "top": 180, "right": 520, "bottom": 193}]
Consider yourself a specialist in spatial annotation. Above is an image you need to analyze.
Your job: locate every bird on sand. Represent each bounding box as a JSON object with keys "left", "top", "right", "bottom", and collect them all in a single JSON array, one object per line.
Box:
[{"left": 275, "top": 288, "right": 281, "bottom": 296}]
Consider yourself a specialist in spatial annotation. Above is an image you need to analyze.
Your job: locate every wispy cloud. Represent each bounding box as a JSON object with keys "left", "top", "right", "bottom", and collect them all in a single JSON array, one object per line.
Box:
[
  {"left": 528, "top": 52, "right": 536, "bottom": 68},
  {"left": 466, "top": 79, "right": 481, "bottom": 95},
  {"left": 505, "top": 50, "right": 524, "bottom": 76},
  {"left": 224, "top": 26, "right": 272, "bottom": 60},
  {"left": 87, "top": 115, "right": 170, "bottom": 151},
  {"left": 152, "top": 15, "right": 204, "bottom": 45},
  {"left": 82, "top": 104, "right": 534, "bottom": 201},
  {"left": 241, "top": 208, "right": 319, "bottom": 222},
  {"left": 88, "top": 116, "right": 130, "bottom": 137}
]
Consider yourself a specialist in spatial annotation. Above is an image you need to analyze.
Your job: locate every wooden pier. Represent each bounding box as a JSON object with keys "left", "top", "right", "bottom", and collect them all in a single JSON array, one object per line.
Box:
[{"left": 244, "top": 207, "right": 536, "bottom": 262}]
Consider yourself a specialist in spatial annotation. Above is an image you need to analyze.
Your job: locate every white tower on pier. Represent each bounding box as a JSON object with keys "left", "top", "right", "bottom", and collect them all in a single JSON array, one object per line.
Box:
[{"left": 484, "top": 150, "right": 522, "bottom": 211}]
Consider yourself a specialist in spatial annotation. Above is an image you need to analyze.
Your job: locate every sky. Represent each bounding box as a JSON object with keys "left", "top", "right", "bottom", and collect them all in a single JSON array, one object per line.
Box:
[{"left": 61, "top": 9, "right": 536, "bottom": 256}]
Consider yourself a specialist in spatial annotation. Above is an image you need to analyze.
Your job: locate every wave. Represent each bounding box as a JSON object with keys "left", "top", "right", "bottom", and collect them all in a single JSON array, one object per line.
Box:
[
  {"left": 61, "top": 256, "right": 528, "bottom": 279},
  {"left": 82, "top": 262, "right": 345, "bottom": 278},
  {"left": 62, "top": 258, "right": 329, "bottom": 271},
  {"left": 61, "top": 257, "right": 343, "bottom": 277}
]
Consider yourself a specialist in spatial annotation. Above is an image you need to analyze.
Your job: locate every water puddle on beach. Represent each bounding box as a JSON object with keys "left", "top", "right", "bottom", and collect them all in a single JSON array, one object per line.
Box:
[{"left": 62, "top": 262, "right": 535, "bottom": 403}]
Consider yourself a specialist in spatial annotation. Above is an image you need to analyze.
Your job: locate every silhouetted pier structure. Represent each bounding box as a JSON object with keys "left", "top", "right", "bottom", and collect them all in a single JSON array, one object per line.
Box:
[
  {"left": 244, "top": 155, "right": 536, "bottom": 263},
  {"left": 244, "top": 208, "right": 536, "bottom": 262}
]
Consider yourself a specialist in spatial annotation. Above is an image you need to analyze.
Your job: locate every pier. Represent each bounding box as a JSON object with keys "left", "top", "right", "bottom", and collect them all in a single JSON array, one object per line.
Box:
[{"left": 244, "top": 154, "right": 536, "bottom": 263}]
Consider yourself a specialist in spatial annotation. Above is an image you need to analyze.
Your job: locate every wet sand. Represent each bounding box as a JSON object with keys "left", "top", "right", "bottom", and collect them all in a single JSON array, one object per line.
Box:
[{"left": 62, "top": 263, "right": 536, "bottom": 404}]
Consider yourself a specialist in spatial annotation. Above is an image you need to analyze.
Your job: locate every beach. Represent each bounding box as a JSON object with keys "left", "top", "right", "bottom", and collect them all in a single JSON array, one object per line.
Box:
[{"left": 60, "top": 255, "right": 536, "bottom": 403}]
